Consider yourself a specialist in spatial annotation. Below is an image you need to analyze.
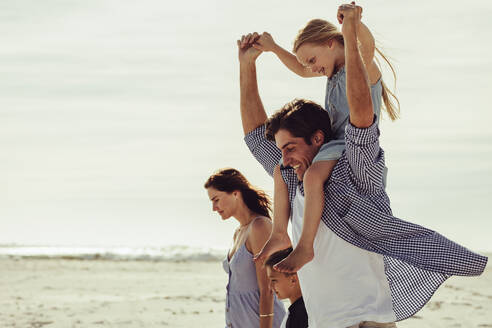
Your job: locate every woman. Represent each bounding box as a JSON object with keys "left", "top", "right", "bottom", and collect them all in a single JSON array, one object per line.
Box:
[{"left": 204, "top": 168, "right": 286, "bottom": 328}]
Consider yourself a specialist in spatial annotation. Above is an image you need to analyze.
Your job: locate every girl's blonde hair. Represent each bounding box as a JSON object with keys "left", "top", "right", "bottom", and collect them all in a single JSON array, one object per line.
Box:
[{"left": 293, "top": 19, "right": 400, "bottom": 121}]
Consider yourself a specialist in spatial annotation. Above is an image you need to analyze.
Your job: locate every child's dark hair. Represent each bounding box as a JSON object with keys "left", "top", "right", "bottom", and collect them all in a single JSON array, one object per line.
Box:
[{"left": 265, "top": 247, "right": 294, "bottom": 272}]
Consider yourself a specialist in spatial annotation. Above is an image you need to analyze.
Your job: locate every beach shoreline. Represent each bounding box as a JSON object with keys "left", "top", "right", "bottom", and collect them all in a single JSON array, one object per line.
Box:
[{"left": 1, "top": 258, "right": 490, "bottom": 327}]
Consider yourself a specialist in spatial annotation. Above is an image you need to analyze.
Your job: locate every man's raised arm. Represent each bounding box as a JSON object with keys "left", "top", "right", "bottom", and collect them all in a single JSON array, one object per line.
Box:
[
  {"left": 238, "top": 34, "right": 282, "bottom": 177},
  {"left": 339, "top": 4, "right": 387, "bottom": 193},
  {"left": 339, "top": 4, "right": 374, "bottom": 128},
  {"left": 238, "top": 34, "right": 268, "bottom": 135}
]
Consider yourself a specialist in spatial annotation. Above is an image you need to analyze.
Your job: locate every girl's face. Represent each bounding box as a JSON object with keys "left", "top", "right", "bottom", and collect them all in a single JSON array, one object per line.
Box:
[
  {"left": 296, "top": 42, "right": 338, "bottom": 77},
  {"left": 207, "top": 187, "right": 237, "bottom": 220}
]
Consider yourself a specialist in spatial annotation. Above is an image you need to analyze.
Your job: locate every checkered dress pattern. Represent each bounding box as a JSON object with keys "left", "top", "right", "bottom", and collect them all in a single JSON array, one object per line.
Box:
[{"left": 244, "top": 122, "right": 487, "bottom": 321}]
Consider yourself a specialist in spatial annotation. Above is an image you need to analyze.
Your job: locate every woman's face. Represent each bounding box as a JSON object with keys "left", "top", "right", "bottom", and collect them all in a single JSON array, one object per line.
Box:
[
  {"left": 207, "top": 187, "right": 237, "bottom": 220},
  {"left": 296, "top": 42, "right": 338, "bottom": 77}
]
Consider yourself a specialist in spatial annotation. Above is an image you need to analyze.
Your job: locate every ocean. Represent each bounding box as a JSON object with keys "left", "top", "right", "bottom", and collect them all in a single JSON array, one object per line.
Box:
[{"left": 0, "top": 244, "right": 226, "bottom": 262}]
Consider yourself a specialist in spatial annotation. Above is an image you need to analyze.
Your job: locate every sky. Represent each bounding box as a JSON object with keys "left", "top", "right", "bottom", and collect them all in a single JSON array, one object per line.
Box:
[{"left": 1, "top": 0, "right": 492, "bottom": 251}]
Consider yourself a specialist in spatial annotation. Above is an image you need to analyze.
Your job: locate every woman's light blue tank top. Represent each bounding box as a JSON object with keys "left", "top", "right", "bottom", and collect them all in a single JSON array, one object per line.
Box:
[{"left": 222, "top": 230, "right": 286, "bottom": 328}]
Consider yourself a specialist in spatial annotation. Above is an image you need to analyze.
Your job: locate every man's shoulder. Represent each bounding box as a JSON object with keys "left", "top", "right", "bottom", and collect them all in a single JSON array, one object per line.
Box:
[
  {"left": 244, "top": 124, "right": 266, "bottom": 143},
  {"left": 279, "top": 168, "right": 300, "bottom": 198}
]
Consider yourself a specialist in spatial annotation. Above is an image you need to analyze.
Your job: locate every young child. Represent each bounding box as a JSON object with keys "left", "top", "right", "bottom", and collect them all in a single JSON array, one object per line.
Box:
[
  {"left": 252, "top": 5, "right": 399, "bottom": 273},
  {"left": 265, "top": 248, "right": 308, "bottom": 328}
]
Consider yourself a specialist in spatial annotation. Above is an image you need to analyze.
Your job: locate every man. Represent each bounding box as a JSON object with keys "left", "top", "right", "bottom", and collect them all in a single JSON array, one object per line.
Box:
[{"left": 237, "top": 3, "right": 487, "bottom": 328}]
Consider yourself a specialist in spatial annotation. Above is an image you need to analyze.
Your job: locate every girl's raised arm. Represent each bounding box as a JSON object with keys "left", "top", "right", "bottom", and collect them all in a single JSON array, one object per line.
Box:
[{"left": 254, "top": 32, "right": 320, "bottom": 78}]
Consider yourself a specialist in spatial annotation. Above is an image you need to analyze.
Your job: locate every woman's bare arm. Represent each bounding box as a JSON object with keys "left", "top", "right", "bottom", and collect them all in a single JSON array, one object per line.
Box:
[{"left": 248, "top": 218, "right": 276, "bottom": 328}]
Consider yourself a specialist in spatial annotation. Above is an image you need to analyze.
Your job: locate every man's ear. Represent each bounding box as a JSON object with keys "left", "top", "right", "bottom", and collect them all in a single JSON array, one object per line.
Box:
[{"left": 311, "top": 130, "right": 325, "bottom": 146}]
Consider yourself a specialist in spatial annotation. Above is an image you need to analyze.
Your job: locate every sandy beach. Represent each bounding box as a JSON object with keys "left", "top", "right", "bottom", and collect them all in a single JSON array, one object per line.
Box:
[{"left": 1, "top": 257, "right": 490, "bottom": 328}]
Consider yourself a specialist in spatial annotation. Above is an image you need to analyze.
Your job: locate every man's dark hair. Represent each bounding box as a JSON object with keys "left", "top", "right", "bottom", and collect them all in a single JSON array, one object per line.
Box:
[
  {"left": 265, "top": 99, "right": 333, "bottom": 145},
  {"left": 265, "top": 247, "right": 294, "bottom": 273}
]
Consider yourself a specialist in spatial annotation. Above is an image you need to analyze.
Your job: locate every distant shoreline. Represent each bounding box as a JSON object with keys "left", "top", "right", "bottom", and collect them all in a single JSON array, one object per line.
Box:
[
  {"left": 1, "top": 245, "right": 489, "bottom": 265},
  {"left": 0, "top": 245, "right": 228, "bottom": 262}
]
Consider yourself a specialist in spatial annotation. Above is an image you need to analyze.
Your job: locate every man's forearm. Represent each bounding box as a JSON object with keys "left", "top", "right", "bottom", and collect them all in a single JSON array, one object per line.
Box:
[
  {"left": 240, "top": 62, "right": 268, "bottom": 135},
  {"left": 345, "top": 28, "right": 374, "bottom": 128},
  {"left": 273, "top": 166, "right": 290, "bottom": 234},
  {"left": 357, "top": 22, "right": 376, "bottom": 65}
]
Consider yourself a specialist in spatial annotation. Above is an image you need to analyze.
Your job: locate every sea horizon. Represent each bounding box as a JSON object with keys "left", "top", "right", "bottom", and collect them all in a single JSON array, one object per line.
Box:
[{"left": 1, "top": 244, "right": 490, "bottom": 263}]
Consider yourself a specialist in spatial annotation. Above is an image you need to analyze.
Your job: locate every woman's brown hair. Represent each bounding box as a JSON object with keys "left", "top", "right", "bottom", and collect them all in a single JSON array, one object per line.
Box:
[{"left": 204, "top": 168, "right": 271, "bottom": 218}]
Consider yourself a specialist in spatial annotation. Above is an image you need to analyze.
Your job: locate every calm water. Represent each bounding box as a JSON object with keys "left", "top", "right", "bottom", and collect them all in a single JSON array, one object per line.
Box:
[{"left": 1, "top": 0, "right": 491, "bottom": 252}]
